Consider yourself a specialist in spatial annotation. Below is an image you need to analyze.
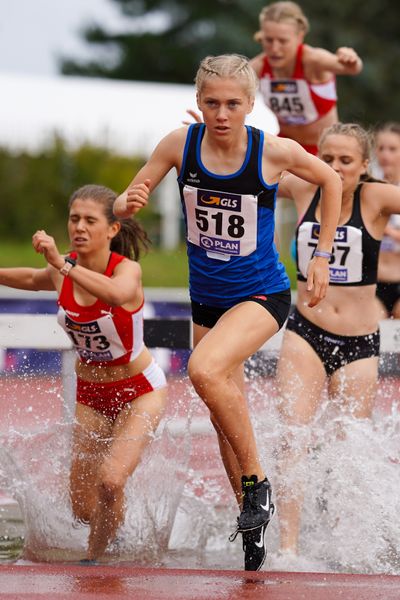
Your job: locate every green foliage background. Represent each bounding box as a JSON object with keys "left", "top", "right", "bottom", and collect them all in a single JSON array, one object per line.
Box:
[
  {"left": 0, "top": 137, "right": 161, "bottom": 244},
  {"left": 60, "top": 0, "right": 400, "bottom": 125}
]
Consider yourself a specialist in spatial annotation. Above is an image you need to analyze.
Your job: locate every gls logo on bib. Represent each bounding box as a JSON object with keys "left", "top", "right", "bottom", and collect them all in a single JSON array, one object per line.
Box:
[
  {"left": 311, "top": 224, "right": 348, "bottom": 243},
  {"left": 197, "top": 190, "right": 241, "bottom": 212}
]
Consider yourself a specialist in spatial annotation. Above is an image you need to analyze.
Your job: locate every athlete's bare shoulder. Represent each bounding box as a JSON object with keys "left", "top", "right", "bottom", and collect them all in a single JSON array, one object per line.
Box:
[
  {"left": 262, "top": 133, "right": 302, "bottom": 164},
  {"left": 261, "top": 134, "right": 305, "bottom": 183},
  {"left": 303, "top": 43, "right": 362, "bottom": 78},
  {"left": 159, "top": 127, "right": 188, "bottom": 151},
  {"left": 249, "top": 53, "right": 265, "bottom": 77},
  {"left": 151, "top": 126, "right": 188, "bottom": 167},
  {"left": 362, "top": 180, "right": 400, "bottom": 217}
]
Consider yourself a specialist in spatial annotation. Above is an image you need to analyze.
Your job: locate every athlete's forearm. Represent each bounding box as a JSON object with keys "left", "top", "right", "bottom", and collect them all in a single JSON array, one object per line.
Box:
[
  {"left": 67, "top": 265, "right": 139, "bottom": 307},
  {"left": 0, "top": 267, "right": 51, "bottom": 291},
  {"left": 318, "top": 176, "right": 342, "bottom": 252}
]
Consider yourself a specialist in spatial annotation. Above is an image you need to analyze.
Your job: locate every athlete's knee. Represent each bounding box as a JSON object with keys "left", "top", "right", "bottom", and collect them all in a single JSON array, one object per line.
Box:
[
  {"left": 188, "top": 356, "right": 211, "bottom": 390},
  {"left": 188, "top": 354, "right": 223, "bottom": 391},
  {"left": 97, "top": 464, "right": 125, "bottom": 505}
]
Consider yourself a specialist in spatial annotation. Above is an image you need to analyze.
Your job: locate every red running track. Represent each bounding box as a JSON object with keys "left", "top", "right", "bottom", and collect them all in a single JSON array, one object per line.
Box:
[{"left": 0, "top": 564, "right": 400, "bottom": 600}]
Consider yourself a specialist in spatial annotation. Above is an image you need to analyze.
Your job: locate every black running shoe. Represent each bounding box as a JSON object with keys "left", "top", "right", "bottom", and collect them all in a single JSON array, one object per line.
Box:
[
  {"left": 242, "top": 522, "right": 269, "bottom": 571},
  {"left": 237, "top": 474, "right": 274, "bottom": 532}
]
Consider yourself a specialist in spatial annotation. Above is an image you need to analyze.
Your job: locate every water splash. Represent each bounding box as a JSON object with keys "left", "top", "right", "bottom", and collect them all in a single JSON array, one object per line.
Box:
[
  {"left": 248, "top": 373, "right": 400, "bottom": 575},
  {"left": 0, "top": 401, "right": 191, "bottom": 563},
  {"left": 1, "top": 371, "right": 400, "bottom": 573}
]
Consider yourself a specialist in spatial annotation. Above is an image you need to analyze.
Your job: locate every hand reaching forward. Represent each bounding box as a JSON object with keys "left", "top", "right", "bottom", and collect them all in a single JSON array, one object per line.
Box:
[
  {"left": 182, "top": 109, "right": 203, "bottom": 126},
  {"left": 126, "top": 178, "right": 151, "bottom": 215},
  {"left": 32, "top": 230, "right": 64, "bottom": 270},
  {"left": 336, "top": 46, "right": 361, "bottom": 68},
  {"left": 306, "top": 256, "right": 330, "bottom": 308}
]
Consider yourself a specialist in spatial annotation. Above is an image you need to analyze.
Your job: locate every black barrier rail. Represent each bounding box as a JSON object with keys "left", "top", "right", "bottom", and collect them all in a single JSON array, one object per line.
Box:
[{"left": 144, "top": 318, "right": 192, "bottom": 349}]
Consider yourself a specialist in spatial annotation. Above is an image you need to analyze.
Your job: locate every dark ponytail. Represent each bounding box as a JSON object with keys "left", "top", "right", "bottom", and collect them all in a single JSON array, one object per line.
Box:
[{"left": 110, "top": 218, "right": 150, "bottom": 261}]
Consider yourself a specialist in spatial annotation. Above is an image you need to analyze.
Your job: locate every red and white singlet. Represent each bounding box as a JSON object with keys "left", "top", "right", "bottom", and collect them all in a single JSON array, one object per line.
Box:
[
  {"left": 259, "top": 44, "right": 337, "bottom": 127},
  {"left": 57, "top": 252, "right": 145, "bottom": 365}
]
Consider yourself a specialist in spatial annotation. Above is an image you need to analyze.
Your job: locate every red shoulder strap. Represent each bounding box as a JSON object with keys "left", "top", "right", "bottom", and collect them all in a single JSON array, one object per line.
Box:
[
  {"left": 58, "top": 252, "right": 76, "bottom": 306},
  {"left": 260, "top": 45, "right": 304, "bottom": 78},
  {"left": 260, "top": 54, "right": 273, "bottom": 77},
  {"left": 292, "top": 44, "right": 305, "bottom": 78},
  {"left": 104, "top": 252, "right": 125, "bottom": 276}
]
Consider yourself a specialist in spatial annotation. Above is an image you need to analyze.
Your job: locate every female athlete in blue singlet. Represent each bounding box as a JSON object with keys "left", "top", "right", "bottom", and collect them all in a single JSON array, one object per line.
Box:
[
  {"left": 0, "top": 184, "right": 167, "bottom": 562},
  {"left": 114, "top": 53, "right": 342, "bottom": 571},
  {"left": 274, "top": 123, "right": 400, "bottom": 565}
]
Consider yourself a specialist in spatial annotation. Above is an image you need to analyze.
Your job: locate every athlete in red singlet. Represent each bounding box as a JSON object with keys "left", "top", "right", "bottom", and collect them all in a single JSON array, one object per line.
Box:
[
  {"left": 185, "top": 3, "right": 362, "bottom": 155},
  {"left": 0, "top": 184, "right": 167, "bottom": 562},
  {"left": 250, "top": 2, "right": 363, "bottom": 154}
]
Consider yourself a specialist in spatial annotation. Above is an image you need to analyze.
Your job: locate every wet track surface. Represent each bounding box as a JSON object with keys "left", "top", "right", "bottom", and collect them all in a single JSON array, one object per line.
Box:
[{"left": 1, "top": 564, "right": 400, "bottom": 600}]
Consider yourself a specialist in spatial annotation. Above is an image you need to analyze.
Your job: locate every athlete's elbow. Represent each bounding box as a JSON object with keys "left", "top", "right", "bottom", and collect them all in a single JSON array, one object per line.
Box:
[
  {"left": 113, "top": 194, "right": 128, "bottom": 218},
  {"left": 321, "top": 169, "right": 341, "bottom": 190},
  {"left": 107, "top": 289, "right": 134, "bottom": 307},
  {"left": 106, "top": 293, "right": 125, "bottom": 307}
]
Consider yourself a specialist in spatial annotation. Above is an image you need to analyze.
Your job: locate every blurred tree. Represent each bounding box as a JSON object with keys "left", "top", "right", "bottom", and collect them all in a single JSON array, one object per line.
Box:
[
  {"left": 60, "top": 0, "right": 400, "bottom": 126},
  {"left": 60, "top": 0, "right": 264, "bottom": 83},
  {"left": 0, "top": 138, "right": 160, "bottom": 243}
]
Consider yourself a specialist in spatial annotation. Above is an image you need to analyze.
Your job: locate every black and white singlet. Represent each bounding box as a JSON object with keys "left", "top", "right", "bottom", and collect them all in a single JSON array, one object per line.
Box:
[{"left": 295, "top": 183, "right": 381, "bottom": 286}]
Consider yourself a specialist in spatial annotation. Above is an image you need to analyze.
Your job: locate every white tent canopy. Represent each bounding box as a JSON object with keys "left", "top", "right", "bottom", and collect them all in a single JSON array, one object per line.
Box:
[
  {"left": 0, "top": 72, "right": 278, "bottom": 157},
  {"left": 0, "top": 72, "right": 279, "bottom": 248}
]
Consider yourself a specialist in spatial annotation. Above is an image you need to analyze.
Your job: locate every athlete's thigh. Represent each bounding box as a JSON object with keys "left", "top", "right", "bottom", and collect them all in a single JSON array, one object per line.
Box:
[
  {"left": 70, "top": 403, "right": 112, "bottom": 485},
  {"left": 276, "top": 330, "right": 326, "bottom": 425},
  {"left": 106, "top": 388, "right": 167, "bottom": 480},
  {"left": 192, "top": 302, "right": 279, "bottom": 373},
  {"left": 328, "top": 357, "right": 379, "bottom": 419}
]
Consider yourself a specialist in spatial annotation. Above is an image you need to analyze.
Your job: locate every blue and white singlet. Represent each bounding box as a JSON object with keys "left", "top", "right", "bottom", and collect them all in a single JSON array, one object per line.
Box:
[{"left": 177, "top": 123, "right": 290, "bottom": 307}]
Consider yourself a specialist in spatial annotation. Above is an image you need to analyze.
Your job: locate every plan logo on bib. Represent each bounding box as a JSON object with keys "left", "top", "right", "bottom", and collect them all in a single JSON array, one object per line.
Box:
[
  {"left": 329, "top": 268, "right": 348, "bottom": 283},
  {"left": 200, "top": 234, "right": 240, "bottom": 255}
]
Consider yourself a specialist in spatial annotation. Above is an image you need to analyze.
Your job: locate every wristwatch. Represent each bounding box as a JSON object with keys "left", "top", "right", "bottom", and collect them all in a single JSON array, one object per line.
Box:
[{"left": 59, "top": 256, "right": 77, "bottom": 276}]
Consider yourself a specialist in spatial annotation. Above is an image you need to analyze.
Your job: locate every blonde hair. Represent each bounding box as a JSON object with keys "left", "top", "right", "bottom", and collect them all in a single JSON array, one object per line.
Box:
[
  {"left": 319, "top": 122, "right": 372, "bottom": 162},
  {"left": 318, "top": 123, "right": 381, "bottom": 182},
  {"left": 195, "top": 54, "right": 258, "bottom": 98},
  {"left": 375, "top": 122, "right": 400, "bottom": 140},
  {"left": 255, "top": 1, "right": 309, "bottom": 42}
]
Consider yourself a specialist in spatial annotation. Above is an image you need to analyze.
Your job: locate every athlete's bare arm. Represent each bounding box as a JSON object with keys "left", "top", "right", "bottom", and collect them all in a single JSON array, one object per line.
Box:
[
  {"left": 0, "top": 266, "right": 54, "bottom": 291},
  {"left": 264, "top": 137, "right": 341, "bottom": 306},
  {"left": 114, "top": 128, "right": 187, "bottom": 218},
  {"left": 264, "top": 136, "right": 341, "bottom": 244},
  {"left": 32, "top": 230, "right": 142, "bottom": 307},
  {"left": 376, "top": 182, "right": 400, "bottom": 217},
  {"left": 278, "top": 173, "right": 317, "bottom": 216},
  {"left": 305, "top": 45, "right": 363, "bottom": 79},
  {"left": 249, "top": 53, "right": 265, "bottom": 78}
]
